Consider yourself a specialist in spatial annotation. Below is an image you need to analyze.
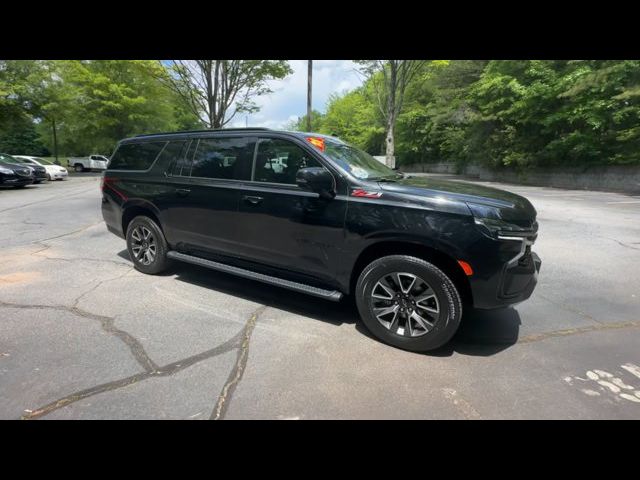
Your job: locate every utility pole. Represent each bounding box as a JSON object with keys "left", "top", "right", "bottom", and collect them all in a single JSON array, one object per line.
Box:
[{"left": 307, "top": 60, "right": 312, "bottom": 131}]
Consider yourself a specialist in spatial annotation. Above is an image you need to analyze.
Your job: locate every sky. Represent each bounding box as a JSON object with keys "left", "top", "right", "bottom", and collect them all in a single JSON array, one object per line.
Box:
[{"left": 228, "top": 60, "right": 364, "bottom": 129}]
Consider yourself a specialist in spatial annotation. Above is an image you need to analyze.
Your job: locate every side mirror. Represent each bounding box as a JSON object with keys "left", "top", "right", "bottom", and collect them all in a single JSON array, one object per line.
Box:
[{"left": 296, "top": 167, "right": 335, "bottom": 199}]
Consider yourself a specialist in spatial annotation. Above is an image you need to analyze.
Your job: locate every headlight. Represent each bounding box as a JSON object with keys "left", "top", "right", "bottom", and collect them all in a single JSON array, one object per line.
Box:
[
  {"left": 466, "top": 202, "right": 530, "bottom": 237},
  {"left": 0, "top": 166, "right": 14, "bottom": 174}
]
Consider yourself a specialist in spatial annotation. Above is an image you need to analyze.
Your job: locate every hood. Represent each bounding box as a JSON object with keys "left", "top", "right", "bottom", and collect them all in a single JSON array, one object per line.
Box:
[
  {"left": 0, "top": 162, "right": 33, "bottom": 176},
  {"left": 379, "top": 175, "right": 537, "bottom": 226}
]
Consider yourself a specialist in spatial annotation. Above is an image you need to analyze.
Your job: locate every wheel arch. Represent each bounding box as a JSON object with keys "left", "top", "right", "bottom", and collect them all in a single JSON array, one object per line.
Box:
[
  {"left": 350, "top": 240, "right": 473, "bottom": 306},
  {"left": 121, "top": 201, "right": 163, "bottom": 237}
]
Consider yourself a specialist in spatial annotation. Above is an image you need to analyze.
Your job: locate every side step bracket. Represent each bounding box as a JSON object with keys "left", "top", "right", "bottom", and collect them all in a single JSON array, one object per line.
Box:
[{"left": 166, "top": 251, "right": 343, "bottom": 302}]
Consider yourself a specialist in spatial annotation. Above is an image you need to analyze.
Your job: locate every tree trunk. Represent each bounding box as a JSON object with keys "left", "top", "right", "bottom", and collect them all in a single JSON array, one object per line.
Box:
[
  {"left": 385, "top": 119, "right": 395, "bottom": 168},
  {"left": 52, "top": 116, "right": 59, "bottom": 164},
  {"left": 385, "top": 61, "right": 398, "bottom": 169}
]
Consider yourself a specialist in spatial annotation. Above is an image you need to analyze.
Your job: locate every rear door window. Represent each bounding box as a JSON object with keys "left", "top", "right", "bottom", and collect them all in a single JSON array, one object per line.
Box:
[
  {"left": 171, "top": 140, "right": 196, "bottom": 176},
  {"left": 154, "top": 140, "right": 188, "bottom": 173},
  {"left": 108, "top": 142, "right": 166, "bottom": 170},
  {"left": 190, "top": 137, "right": 255, "bottom": 181}
]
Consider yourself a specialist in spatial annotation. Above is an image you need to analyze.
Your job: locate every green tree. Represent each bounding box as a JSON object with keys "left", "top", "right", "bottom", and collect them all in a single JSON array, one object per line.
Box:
[
  {"left": 161, "top": 60, "right": 292, "bottom": 128},
  {"left": 0, "top": 61, "right": 50, "bottom": 155},
  {"left": 285, "top": 109, "right": 325, "bottom": 132},
  {"left": 2, "top": 60, "right": 201, "bottom": 158},
  {"left": 320, "top": 87, "right": 385, "bottom": 153},
  {"left": 356, "top": 61, "right": 446, "bottom": 167}
]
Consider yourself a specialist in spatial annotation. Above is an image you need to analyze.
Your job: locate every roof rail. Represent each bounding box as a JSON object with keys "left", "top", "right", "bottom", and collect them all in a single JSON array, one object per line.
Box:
[{"left": 134, "top": 127, "right": 272, "bottom": 138}]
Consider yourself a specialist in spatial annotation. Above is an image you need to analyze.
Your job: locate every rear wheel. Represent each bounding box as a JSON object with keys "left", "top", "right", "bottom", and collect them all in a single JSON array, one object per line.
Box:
[
  {"left": 126, "top": 216, "right": 170, "bottom": 274},
  {"left": 355, "top": 255, "right": 463, "bottom": 352},
  {"left": 74, "top": 164, "right": 84, "bottom": 173}
]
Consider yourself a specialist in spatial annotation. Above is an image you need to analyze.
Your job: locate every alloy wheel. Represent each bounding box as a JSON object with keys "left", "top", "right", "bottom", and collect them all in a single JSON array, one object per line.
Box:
[
  {"left": 369, "top": 272, "right": 440, "bottom": 337},
  {"left": 130, "top": 226, "right": 157, "bottom": 266}
]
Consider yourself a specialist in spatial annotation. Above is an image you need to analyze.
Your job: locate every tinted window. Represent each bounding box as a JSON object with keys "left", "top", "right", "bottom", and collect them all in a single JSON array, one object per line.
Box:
[
  {"left": 108, "top": 142, "right": 166, "bottom": 170},
  {"left": 172, "top": 140, "right": 195, "bottom": 176},
  {"left": 154, "top": 140, "right": 188, "bottom": 173},
  {"left": 190, "top": 137, "right": 254, "bottom": 180},
  {"left": 254, "top": 138, "right": 322, "bottom": 184}
]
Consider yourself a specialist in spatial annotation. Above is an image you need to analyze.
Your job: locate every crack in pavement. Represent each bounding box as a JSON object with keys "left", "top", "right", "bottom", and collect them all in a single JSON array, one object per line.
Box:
[
  {"left": 33, "top": 251, "right": 131, "bottom": 267},
  {"left": 607, "top": 237, "right": 640, "bottom": 251},
  {"left": 18, "top": 304, "right": 266, "bottom": 420},
  {"left": 538, "top": 294, "right": 600, "bottom": 323},
  {"left": 518, "top": 319, "right": 640, "bottom": 344},
  {"left": 211, "top": 305, "right": 268, "bottom": 420},
  {"left": 0, "top": 266, "right": 157, "bottom": 372},
  {"left": 34, "top": 220, "right": 104, "bottom": 244}
]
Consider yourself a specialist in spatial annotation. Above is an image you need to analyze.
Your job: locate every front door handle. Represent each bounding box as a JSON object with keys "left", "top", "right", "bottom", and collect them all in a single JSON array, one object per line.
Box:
[
  {"left": 176, "top": 188, "right": 191, "bottom": 197},
  {"left": 242, "top": 195, "right": 264, "bottom": 205}
]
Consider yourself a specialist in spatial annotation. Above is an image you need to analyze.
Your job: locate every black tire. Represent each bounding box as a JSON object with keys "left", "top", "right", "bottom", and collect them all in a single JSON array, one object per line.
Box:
[
  {"left": 74, "top": 164, "right": 84, "bottom": 173},
  {"left": 355, "top": 255, "right": 463, "bottom": 352},
  {"left": 125, "top": 216, "right": 170, "bottom": 274},
  {"left": 14, "top": 184, "right": 27, "bottom": 188},
  {"left": 46, "top": 174, "right": 52, "bottom": 181}
]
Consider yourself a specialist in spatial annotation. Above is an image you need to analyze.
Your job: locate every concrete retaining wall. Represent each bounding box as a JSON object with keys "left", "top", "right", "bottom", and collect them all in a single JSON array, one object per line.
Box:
[{"left": 400, "top": 162, "right": 640, "bottom": 195}]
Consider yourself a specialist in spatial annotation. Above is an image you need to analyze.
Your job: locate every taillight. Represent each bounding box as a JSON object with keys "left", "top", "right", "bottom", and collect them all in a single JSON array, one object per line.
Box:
[{"left": 102, "top": 176, "right": 127, "bottom": 201}]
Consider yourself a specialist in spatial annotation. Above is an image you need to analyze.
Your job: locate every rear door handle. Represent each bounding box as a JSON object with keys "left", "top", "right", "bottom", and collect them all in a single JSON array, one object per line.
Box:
[
  {"left": 176, "top": 188, "right": 191, "bottom": 197},
  {"left": 242, "top": 195, "right": 264, "bottom": 205}
]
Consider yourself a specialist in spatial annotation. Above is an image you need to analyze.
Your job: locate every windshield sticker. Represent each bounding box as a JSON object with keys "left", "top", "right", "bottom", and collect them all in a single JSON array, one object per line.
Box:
[{"left": 351, "top": 166, "right": 369, "bottom": 179}]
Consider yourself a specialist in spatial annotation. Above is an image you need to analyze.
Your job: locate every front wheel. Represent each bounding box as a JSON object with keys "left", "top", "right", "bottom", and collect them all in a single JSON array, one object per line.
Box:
[
  {"left": 355, "top": 255, "right": 463, "bottom": 352},
  {"left": 126, "top": 216, "right": 170, "bottom": 274}
]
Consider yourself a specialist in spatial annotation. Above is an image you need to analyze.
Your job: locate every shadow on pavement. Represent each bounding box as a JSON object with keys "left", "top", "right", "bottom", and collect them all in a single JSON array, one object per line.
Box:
[{"left": 118, "top": 249, "right": 521, "bottom": 356}]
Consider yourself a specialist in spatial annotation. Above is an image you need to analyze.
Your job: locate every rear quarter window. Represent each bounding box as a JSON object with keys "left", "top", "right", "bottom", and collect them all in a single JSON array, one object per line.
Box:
[{"left": 108, "top": 142, "right": 166, "bottom": 170}]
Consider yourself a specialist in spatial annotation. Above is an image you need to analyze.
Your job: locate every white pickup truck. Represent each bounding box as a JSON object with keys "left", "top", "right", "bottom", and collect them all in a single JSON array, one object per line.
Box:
[{"left": 67, "top": 155, "right": 109, "bottom": 172}]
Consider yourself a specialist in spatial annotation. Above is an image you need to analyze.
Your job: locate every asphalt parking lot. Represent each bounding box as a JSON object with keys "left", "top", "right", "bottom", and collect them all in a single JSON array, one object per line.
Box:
[{"left": 1, "top": 174, "right": 639, "bottom": 419}]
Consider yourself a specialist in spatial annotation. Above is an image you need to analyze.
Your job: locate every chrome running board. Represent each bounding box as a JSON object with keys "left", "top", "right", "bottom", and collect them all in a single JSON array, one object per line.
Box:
[{"left": 167, "top": 251, "right": 343, "bottom": 302}]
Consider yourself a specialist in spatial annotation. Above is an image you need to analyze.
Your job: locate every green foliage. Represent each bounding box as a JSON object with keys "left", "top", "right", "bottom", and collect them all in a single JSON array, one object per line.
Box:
[
  {"left": 285, "top": 110, "right": 325, "bottom": 132},
  {"left": 320, "top": 86, "right": 385, "bottom": 153},
  {"left": 0, "top": 60, "right": 201, "bottom": 157},
  {"left": 316, "top": 60, "right": 640, "bottom": 168},
  {"left": 286, "top": 85, "right": 385, "bottom": 154}
]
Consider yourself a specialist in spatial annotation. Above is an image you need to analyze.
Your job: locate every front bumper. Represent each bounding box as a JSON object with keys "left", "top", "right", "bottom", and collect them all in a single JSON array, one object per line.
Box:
[
  {"left": 468, "top": 233, "right": 541, "bottom": 309},
  {"left": 1, "top": 176, "right": 34, "bottom": 187},
  {"left": 50, "top": 170, "right": 68, "bottom": 179}
]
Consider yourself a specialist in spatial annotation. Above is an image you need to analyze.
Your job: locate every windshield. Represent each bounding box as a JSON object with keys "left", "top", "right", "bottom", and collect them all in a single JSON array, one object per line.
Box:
[
  {"left": 35, "top": 158, "right": 53, "bottom": 165},
  {"left": 0, "top": 153, "right": 19, "bottom": 164},
  {"left": 10, "top": 157, "right": 30, "bottom": 164},
  {"left": 323, "top": 142, "right": 397, "bottom": 180}
]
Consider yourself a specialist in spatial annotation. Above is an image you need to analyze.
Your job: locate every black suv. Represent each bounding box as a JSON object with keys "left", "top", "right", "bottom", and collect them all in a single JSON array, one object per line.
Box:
[{"left": 102, "top": 128, "right": 541, "bottom": 352}]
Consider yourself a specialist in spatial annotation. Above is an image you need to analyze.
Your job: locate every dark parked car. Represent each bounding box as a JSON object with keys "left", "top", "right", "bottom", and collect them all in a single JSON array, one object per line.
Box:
[
  {"left": 0, "top": 154, "right": 35, "bottom": 188},
  {"left": 1, "top": 154, "right": 47, "bottom": 183},
  {"left": 101, "top": 128, "right": 541, "bottom": 352}
]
